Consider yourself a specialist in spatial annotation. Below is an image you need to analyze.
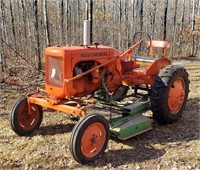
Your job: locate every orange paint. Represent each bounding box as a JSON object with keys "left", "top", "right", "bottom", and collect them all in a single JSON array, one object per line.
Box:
[
  {"left": 27, "top": 40, "right": 171, "bottom": 117},
  {"left": 148, "top": 40, "right": 170, "bottom": 58},
  {"left": 81, "top": 122, "right": 106, "bottom": 158},
  {"left": 168, "top": 78, "right": 185, "bottom": 114}
]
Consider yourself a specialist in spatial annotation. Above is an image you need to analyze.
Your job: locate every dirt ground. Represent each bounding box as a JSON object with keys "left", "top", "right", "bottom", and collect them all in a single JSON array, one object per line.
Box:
[{"left": 0, "top": 59, "right": 199, "bottom": 170}]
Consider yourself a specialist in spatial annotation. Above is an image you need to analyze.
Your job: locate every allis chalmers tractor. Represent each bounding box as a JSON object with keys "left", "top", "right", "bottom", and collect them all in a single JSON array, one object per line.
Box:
[{"left": 9, "top": 6, "right": 189, "bottom": 164}]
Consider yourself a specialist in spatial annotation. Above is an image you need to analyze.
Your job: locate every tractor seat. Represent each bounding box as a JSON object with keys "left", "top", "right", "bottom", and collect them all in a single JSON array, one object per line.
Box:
[{"left": 131, "top": 67, "right": 147, "bottom": 78}]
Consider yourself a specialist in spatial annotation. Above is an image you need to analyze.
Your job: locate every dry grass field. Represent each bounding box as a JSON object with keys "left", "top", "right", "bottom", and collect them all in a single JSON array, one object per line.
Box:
[{"left": 0, "top": 58, "right": 199, "bottom": 170}]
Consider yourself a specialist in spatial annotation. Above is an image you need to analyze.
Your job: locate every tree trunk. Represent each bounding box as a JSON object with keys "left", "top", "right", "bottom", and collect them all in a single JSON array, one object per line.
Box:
[
  {"left": 119, "top": 0, "right": 122, "bottom": 50},
  {"left": 140, "top": 0, "right": 144, "bottom": 31},
  {"left": 181, "top": 0, "right": 185, "bottom": 30},
  {"left": 150, "top": 0, "right": 156, "bottom": 39},
  {"left": 21, "top": 0, "right": 28, "bottom": 57},
  {"left": 131, "top": 0, "right": 135, "bottom": 36},
  {"left": 89, "top": 0, "right": 93, "bottom": 45},
  {"left": 112, "top": 1, "right": 115, "bottom": 47},
  {"left": 164, "top": 0, "right": 168, "bottom": 40},
  {"left": 0, "top": 1, "right": 6, "bottom": 73},
  {"left": 177, "top": 0, "right": 185, "bottom": 56},
  {"left": 171, "top": 0, "right": 178, "bottom": 58},
  {"left": 65, "top": 0, "right": 69, "bottom": 45},
  {"left": 34, "top": 0, "right": 42, "bottom": 70},
  {"left": 125, "top": 0, "right": 129, "bottom": 48},
  {"left": 192, "top": 0, "right": 196, "bottom": 30},
  {"left": 191, "top": 0, "right": 196, "bottom": 56},
  {"left": 9, "top": 0, "right": 17, "bottom": 56},
  {"left": 43, "top": 0, "right": 50, "bottom": 46}
]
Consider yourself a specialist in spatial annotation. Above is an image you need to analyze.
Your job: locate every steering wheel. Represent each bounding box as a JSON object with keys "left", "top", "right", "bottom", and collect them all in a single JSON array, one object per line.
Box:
[{"left": 132, "top": 31, "right": 152, "bottom": 56}]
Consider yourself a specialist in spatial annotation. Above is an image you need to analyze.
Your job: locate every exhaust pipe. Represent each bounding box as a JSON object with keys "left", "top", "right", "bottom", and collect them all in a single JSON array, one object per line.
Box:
[
  {"left": 83, "top": 1, "right": 92, "bottom": 46},
  {"left": 83, "top": 20, "right": 90, "bottom": 46}
]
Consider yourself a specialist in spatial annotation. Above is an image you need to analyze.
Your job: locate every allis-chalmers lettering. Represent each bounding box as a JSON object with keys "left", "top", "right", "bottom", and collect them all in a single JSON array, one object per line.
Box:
[{"left": 81, "top": 52, "right": 108, "bottom": 58}]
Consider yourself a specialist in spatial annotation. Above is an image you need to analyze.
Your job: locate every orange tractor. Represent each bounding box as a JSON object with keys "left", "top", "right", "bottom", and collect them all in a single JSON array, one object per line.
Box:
[{"left": 9, "top": 6, "right": 189, "bottom": 164}]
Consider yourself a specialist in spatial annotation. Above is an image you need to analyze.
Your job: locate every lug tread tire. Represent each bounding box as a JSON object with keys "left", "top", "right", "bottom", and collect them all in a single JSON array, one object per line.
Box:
[{"left": 150, "top": 65, "right": 189, "bottom": 124}]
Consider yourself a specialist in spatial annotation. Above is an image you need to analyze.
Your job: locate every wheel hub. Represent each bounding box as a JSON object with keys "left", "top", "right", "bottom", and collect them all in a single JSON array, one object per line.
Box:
[
  {"left": 81, "top": 122, "right": 106, "bottom": 158},
  {"left": 18, "top": 105, "right": 40, "bottom": 130},
  {"left": 90, "top": 134, "right": 98, "bottom": 145},
  {"left": 168, "top": 78, "right": 185, "bottom": 114}
]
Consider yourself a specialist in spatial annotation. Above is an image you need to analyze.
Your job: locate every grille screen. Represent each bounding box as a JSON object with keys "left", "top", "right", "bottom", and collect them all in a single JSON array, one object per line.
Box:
[{"left": 47, "top": 56, "right": 63, "bottom": 87}]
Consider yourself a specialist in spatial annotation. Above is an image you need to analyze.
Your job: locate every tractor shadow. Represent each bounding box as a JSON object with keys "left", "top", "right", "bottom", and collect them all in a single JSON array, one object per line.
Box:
[
  {"left": 31, "top": 123, "right": 75, "bottom": 136},
  {"left": 92, "top": 136, "right": 166, "bottom": 167}
]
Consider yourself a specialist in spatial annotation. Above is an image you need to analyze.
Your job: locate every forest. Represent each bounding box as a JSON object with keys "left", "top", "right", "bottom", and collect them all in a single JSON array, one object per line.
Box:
[{"left": 0, "top": 0, "right": 199, "bottom": 72}]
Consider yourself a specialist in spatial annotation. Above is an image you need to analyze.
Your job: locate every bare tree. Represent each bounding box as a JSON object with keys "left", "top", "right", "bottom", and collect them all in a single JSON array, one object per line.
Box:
[
  {"left": 191, "top": 0, "right": 197, "bottom": 56},
  {"left": 9, "top": 0, "right": 17, "bottom": 56},
  {"left": 139, "top": 0, "right": 144, "bottom": 31},
  {"left": 0, "top": 0, "right": 199, "bottom": 72},
  {"left": 34, "top": 0, "right": 41, "bottom": 70},
  {"left": 171, "top": 0, "right": 178, "bottom": 58},
  {"left": 150, "top": 0, "right": 156, "bottom": 39},
  {"left": 43, "top": 0, "right": 50, "bottom": 46},
  {"left": 164, "top": 0, "right": 168, "bottom": 40},
  {"left": 0, "top": 1, "right": 6, "bottom": 74}
]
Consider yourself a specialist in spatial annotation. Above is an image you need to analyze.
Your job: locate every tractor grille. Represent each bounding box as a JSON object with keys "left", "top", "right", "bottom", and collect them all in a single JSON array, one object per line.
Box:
[{"left": 47, "top": 56, "right": 63, "bottom": 87}]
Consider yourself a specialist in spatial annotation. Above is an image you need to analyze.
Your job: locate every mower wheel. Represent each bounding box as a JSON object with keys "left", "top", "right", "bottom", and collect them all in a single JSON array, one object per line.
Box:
[
  {"left": 151, "top": 65, "right": 189, "bottom": 124},
  {"left": 9, "top": 97, "right": 43, "bottom": 136},
  {"left": 70, "top": 113, "right": 109, "bottom": 164}
]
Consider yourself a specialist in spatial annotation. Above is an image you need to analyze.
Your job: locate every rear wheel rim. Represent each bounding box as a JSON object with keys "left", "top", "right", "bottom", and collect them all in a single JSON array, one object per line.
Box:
[
  {"left": 168, "top": 78, "right": 185, "bottom": 114},
  {"left": 17, "top": 104, "right": 40, "bottom": 131},
  {"left": 81, "top": 122, "right": 106, "bottom": 158}
]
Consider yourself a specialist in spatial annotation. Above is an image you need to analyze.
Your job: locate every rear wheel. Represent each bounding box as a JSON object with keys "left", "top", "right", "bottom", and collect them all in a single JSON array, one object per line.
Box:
[
  {"left": 112, "top": 85, "right": 129, "bottom": 101},
  {"left": 70, "top": 113, "right": 109, "bottom": 164},
  {"left": 9, "top": 97, "right": 43, "bottom": 136},
  {"left": 151, "top": 65, "right": 189, "bottom": 124}
]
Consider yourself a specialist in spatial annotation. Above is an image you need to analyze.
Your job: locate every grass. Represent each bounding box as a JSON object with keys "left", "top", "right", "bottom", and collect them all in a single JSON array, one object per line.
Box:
[{"left": 0, "top": 60, "right": 200, "bottom": 169}]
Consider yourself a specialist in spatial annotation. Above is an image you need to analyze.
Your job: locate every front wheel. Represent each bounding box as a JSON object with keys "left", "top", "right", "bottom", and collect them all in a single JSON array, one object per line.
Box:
[
  {"left": 151, "top": 65, "right": 189, "bottom": 124},
  {"left": 9, "top": 97, "right": 43, "bottom": 136},
  {"left": 70, "top": 113, "right": 109, "bottom": 164}
]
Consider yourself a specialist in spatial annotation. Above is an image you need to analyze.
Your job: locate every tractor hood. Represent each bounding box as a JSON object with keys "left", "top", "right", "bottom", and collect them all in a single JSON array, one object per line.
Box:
[{"left": 44, "top": 45, "right": 120, "bottom": 99}]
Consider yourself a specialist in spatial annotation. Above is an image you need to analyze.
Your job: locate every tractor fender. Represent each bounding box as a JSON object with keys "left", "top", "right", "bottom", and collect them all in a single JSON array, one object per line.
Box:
[{"left": 146, "top": 57, "right": 171, "bottom": 77}]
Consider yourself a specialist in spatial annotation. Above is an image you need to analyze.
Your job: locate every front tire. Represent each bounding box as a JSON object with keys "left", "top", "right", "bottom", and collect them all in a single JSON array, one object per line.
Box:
[
  {"left": 151, "top": 65, "right": 189, "bottom": 124},
  {"left": 9, "top": 97, "right": 43, "bottom": 136},
  {"left": 70, "top": 113, "right": 109, "bottom": 164}
]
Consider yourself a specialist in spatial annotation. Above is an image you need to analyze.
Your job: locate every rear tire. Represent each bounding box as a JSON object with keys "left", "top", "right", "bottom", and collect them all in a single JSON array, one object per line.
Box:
[
  {"left": 9, "top": 97, "right": 43, "bottom": 136},
  {"left": 70, "top": 113, "right": 109, "bottom": 164},
  {"left": 151, "top": 65, "right": 189, "bottom": 124}
]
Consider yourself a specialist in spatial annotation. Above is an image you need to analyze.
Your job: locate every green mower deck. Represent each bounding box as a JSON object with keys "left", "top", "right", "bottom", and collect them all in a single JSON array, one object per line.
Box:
[
  {"left": 109, "top": 101, "right": 152, "bottom": 140},
  {"left": 90, "top": 100, "right": 153, "bottom": 140}
]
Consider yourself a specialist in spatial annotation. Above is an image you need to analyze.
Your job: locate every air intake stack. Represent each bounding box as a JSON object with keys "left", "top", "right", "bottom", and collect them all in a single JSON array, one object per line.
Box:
[{"left": 83, "top": 1, "right": 93, "bottom": 46}]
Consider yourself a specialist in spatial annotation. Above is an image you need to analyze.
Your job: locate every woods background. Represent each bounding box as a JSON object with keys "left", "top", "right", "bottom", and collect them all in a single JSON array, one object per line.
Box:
[{"left": 0, "top": 0, "right": 199, "bottom": 72}]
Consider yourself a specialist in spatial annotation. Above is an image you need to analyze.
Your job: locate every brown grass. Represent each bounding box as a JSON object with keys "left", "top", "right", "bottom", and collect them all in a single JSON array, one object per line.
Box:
[{"left": 0, "top": 60, "right": 199, "bottom": 170}]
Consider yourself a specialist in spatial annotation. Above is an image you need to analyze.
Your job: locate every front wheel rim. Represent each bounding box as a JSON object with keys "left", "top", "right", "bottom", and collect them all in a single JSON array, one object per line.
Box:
[
  {"left": 81, "top": 122, "right": 106, "bottom": 158},
  {"left": 17, "top": 104, "right": 40, "bottom": 131},
  {"left": 168, "top": 78, "right": 185, "bottom": 114}
]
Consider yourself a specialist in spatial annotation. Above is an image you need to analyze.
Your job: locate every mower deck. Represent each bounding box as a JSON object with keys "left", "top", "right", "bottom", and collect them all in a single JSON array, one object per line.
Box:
[
  {"left": 89, "top": 98, "right": 153, "bottom": 140},
  {"left": 110, "top": 101, "right": 152, "bottom": 140}
]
